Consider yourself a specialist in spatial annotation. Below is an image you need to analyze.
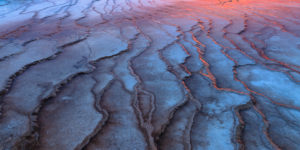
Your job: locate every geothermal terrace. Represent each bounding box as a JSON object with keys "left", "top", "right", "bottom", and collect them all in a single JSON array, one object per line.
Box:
[{"left": 0, "top": 0, "right": 300, "bottom": 149}]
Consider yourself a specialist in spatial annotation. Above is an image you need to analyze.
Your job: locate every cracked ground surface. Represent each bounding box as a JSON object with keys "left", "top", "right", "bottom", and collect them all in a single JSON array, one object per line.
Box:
[{"left": 0, "top": 0, "right": 300, "bottom": 149}]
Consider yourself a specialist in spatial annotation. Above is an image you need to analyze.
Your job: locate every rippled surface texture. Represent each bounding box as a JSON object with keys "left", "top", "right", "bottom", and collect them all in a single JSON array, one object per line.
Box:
[{"left": 0, "top": 0, "right": 300, "bottom": 149}]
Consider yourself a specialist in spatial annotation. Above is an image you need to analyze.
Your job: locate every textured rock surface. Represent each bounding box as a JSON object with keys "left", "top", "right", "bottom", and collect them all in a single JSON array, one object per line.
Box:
[{"left": 0, "top": 0, "right": 300, "bottom": 149}]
